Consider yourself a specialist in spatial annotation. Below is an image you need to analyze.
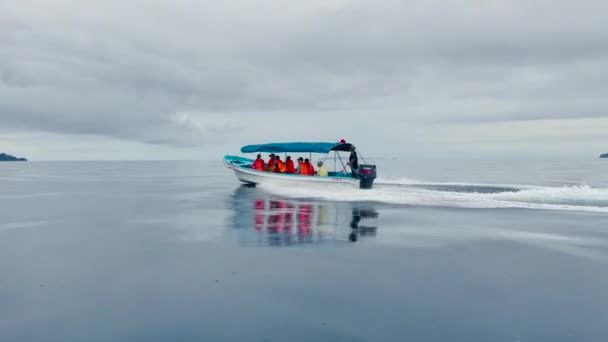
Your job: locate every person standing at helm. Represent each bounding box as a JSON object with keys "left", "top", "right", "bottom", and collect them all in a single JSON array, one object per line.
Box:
[
  {"left": 285, "top": 156, "right": 295, "bottom": 174},
  {"left": 267, "top": 154, "right": 276, "bottom": 172},
  {"left": 253, "top": 154, "right": 265, "bottom": 171},
  {"left": 347, "top": 146, "right": 359, "bottom": 177},
  {"left": 275, "top": 156, "right": 287, "bottom": 173}
]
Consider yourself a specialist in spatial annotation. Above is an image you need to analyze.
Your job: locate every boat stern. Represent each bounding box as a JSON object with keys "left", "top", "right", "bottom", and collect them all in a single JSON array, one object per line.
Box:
[{"left": 355, "top": 164, "right": 377, "bottom": 189}]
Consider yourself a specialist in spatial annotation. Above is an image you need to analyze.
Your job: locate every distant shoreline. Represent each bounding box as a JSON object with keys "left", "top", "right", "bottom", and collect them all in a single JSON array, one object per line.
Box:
[{"left": 0, "top": 153, "right": 28, "bottom": 162}]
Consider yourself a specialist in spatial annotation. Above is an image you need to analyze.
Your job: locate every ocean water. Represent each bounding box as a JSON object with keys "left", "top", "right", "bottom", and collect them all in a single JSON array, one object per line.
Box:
[{"left": 1, "top": 158, "right": 607, "bottom": 341}]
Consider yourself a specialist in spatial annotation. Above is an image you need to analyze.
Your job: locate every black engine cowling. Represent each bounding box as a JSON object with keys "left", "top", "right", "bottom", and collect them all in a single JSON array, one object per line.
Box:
[{"left": 355, "top": 164, "right": 377, "bottom": 189}]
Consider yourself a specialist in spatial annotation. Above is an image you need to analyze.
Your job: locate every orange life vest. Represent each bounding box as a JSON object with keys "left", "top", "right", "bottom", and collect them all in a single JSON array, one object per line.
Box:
[
  {"left": 302, "top": 162, "right": 315, "bottom": 176},
  {"left": 276, "top": 160, "right": 286, "bottom": 173},
  {"left": 267, "top": 158, "right": 275, "bottom": 172},
  {"left": 300, "top": 162, "right": 309, "bottom": 176},
  {"left": 286, "top": 159, "right": 295, "bottom": 173},
  {"left": 307, "top": 163, "right": 315, "bottom": 176},
  {"left": 253, "top": 159, "right": 265, "bottom": 171}
]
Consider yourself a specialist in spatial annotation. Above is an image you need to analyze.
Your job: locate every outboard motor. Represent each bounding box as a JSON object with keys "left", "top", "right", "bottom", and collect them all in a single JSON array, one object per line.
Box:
[{"left": 355, "top": 164, "right": 377, "bottom": 189}]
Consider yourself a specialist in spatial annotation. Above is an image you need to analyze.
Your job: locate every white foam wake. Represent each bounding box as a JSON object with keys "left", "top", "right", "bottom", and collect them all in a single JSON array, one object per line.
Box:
[
  {"left": 258, "top": 181, "right": 608, "bottom": 214},
  {"left": 375, "top": 177, "right": 535, "bottom": 190}
]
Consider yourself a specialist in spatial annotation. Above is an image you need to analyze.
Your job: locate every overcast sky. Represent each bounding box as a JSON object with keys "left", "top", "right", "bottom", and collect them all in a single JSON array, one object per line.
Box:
[{"left": 1, "top": 0, "right": 607, "bottom": 160}]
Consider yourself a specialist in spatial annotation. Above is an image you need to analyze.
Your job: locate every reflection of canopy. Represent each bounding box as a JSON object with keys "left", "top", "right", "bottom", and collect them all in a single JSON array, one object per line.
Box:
[{"left": 241, "top": 142, "right": 354, "bottom": 154}]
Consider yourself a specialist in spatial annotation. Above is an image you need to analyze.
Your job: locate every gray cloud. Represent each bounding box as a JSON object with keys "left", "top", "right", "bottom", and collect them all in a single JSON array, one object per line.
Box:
[{"left": 1, "top": 0, "right": 608, "bottom": 157}]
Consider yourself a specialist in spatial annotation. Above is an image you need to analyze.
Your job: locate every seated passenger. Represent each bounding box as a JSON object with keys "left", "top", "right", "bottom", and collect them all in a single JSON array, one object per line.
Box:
[
  {"left": 316, "top": 161, "right": 328, "bottom": 176},
  {"left": 303, "top": 158, "right": 314, "bottom": 176},
  {"left": 275, "top": 156, "right": 287, "bottom": 173},
  {"left": 267, "top": 154, "right": 276, "bottom": 172},
  {"left": 296, "top": 157, "right": 304, "bottom": 174},
  {"left": 253, "top": 154, "right": 265, "bottom": 171},
  {"left": 285, "top": 156, "right": 295, "bottom": 174},
  {"left": 300, "top": 158, "right": 310, "bottom": 176}
]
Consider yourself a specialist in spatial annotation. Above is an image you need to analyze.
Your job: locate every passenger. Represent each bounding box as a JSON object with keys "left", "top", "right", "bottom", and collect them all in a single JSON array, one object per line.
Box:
[
  {"left": 303, "top": 158, "right": 314, "bottom": 176},
  {"left": 347, "top": 146, "right": 358, "bottom": 177},
  {"left": 309, "top": 159, "right": 316, "bottom": 175},
  {"left": 275, "top": 156, "right": 287, "bottom": 173},
  {"left": 316, "top": 161, "right": 328, "bottom": 176},
  {"left": 267, "top": 153, "right": 276, "bottom": 172},
  {"left": 296, "top": 157, "right": 304, "bottom": 174},
  {"left": 300, "top": 158, "right": 310, "bottom": 176},
  {"left": 253, "top": 154, "right": 265, "bottom": 171},
  {"left": 285, "top": 156, "right": 295, "bottom": 174}
]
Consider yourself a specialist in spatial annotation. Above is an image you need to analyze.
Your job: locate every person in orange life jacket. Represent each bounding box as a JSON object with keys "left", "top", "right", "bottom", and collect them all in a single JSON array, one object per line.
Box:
[
  {"left": 285, "top": 156, "right": 295, "bottom": 174},
  {"left": 267, "top": 153, "right": 276, "bottom": 172},
  {"left": 274, "top": 156, "right": 287, "bottom": 173},
  {"left": 306, "top": 158, "right": 315, "bottom": 176},
  {"left": 300, "top": 158, "right": 310, "bottom": 175},
  {"left": 253, "top": 154, "right": 265, "bottom": 171}
]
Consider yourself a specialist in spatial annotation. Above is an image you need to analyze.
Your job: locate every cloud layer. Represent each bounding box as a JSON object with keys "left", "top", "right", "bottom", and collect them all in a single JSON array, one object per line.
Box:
[{"left": 1, "top": 0, "right": 608, "bottom": 158}]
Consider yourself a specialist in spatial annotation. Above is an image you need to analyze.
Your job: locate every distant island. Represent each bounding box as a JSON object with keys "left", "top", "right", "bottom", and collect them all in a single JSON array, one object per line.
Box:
[
  {"left": 0, "top": 153, "right": 28, "bottom": 161},
  {"left": 600, "top": 153, "right": 608, "bottom": 159}
]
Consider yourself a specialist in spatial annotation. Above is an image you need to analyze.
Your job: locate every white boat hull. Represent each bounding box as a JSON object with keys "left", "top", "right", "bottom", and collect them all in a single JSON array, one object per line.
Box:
[{"left": 225, "top": 160, "right": 360, "bottom": 188}]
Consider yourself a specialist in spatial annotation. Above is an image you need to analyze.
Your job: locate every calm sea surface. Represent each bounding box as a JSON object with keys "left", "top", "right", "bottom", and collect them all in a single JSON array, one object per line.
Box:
[{"left": 1, "top": 158, "right": 607, "bottom": 341}]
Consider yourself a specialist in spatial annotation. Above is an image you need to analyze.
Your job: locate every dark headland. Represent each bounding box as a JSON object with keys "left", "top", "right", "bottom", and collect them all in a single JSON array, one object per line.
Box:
[
  {"left": 600, "top": 153, "right": 608, "bottom": 158},
  {"left": 0, "top": 153, "right": 27, "bottom": 161}
]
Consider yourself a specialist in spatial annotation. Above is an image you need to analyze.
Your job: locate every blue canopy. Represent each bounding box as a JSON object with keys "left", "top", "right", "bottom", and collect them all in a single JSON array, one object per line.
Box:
[{"left": 241, "top": 142, "right": 352, "bottom": 154}]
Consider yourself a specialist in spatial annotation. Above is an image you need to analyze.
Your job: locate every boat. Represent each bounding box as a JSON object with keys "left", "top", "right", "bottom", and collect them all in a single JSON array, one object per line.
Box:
[{"left": 224, "top": 142, "right": 377, "bottom": 189}]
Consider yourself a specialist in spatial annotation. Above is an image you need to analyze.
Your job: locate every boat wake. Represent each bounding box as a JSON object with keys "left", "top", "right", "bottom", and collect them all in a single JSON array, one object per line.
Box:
[{"left": 258, "top": 177, "right": 608, "bottom": 213}]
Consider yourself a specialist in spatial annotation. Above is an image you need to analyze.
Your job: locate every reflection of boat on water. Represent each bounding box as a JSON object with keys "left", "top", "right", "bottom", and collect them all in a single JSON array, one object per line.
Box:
[
  {"left": 349, "top": 207, "right": 379, "bottom": 242},
  {"left": 228, "top": 186, "right": 379, "bottom": 246}
]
